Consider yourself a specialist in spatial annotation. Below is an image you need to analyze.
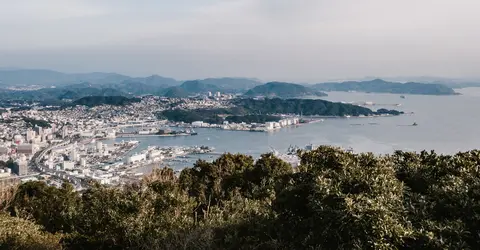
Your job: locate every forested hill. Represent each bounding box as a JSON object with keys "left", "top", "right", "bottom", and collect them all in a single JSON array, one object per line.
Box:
[
  {"left": 244, "top": 82, "right": 327, "bottom": 98},
  {"left": 2, "top": 147, "right": 480, "bottom": 249},
  {"left": 158, "top": 98, "right": 402, "bottom": 124},
  {"left": 313, "top": 78, "right": 457, "bottom": 95},
  {"left": 234, "top": 98, "right": 402, "bottom": 116}
]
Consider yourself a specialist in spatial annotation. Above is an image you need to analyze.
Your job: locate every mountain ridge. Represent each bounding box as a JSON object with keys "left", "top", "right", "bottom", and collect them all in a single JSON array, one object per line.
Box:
[{"left": 244, "top": 82, "right": 327, "bottom": 98}]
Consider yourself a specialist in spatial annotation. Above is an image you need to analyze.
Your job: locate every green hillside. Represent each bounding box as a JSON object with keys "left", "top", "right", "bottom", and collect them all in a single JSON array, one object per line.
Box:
[{"left": 245, "top": 82, "right": 327, "bottom": 98}]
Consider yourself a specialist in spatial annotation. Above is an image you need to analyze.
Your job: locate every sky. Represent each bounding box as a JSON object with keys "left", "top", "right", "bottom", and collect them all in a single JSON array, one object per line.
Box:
[{"left": 1, "top": 0, "right": 480, "bottom": 82}]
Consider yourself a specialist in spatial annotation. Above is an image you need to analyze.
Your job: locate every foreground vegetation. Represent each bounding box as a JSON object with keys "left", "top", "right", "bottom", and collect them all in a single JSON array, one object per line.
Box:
[{"left": 1, "top": 146, "right": 480, "bottom": 249}]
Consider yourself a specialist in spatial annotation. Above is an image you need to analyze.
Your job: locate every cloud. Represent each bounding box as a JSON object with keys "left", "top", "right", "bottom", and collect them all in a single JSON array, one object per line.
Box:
[
  {"left": 0, "top": 0, "right": 480, "bottom": 81},
  {"left": 0, "top": 0, "right": 108, "bottom": 22}
]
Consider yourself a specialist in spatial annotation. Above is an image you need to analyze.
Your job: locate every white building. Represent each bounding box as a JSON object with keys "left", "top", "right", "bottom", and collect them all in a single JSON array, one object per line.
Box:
[
  {"left": 70, "top": 150, "right": 79, "bottom": 162},
  {"left": 80, "top": 158, "right": 87, "bottom": 168},
  {"left": 13, "top": 135, "right": 23, "bottom": 144},
  {"left": 26, "top": 129, "right": 36, "bottom": 142},
  {"left": 105, "top": 129, "right": 116, "bottom": 139},
  {"left": 265, "top": 122, "right": 275, "bottom": 130},
  {"left": 124, "top": 153, "right": 146, "bottom": 164},
  {"left": 62, "top": 161, "right": 75, "bottom": 170},
  {"left": 192, "top": 121, "right": 204, "bottom": 127},
  {"left": 148, "top": 150, "right": 163, "bottom": 159},
  {"left": 80, "top": 131, "right": 94, "bottom": 137},
  {"left": 96, "top": 141, "right": 103, "bottom": 152}
]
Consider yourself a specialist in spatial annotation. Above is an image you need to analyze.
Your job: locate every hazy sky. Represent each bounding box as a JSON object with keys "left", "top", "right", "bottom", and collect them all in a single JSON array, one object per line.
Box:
[{"left": 1, "top": 0, "right": 480, "bottom": 82}]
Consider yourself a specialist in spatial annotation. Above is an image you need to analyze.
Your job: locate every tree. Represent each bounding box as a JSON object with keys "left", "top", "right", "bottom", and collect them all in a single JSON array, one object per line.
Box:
[
  {"left": 9, "top": 181, "right": 80, "bottom": 234},
  {"left": 0, "top": 213, "right": 62, "bottom": 250},
  {"left": 245, "top": 153, "right": 293, "bottom": 199}
]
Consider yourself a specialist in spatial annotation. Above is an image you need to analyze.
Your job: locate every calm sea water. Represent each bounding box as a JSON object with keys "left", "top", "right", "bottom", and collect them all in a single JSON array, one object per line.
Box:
[{"left": 110, "top": 88, "right": 480, "bottom": 170}]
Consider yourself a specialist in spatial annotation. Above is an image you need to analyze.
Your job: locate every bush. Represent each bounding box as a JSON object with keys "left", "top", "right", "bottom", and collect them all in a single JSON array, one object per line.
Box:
[{"left": 0, "top": 213, "right": 61, "bottom": 250}]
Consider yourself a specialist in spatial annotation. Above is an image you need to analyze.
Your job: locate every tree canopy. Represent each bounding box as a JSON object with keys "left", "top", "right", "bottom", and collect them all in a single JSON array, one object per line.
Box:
[{"left": 2, "top": 147, "right": 480, "bottom": 249}]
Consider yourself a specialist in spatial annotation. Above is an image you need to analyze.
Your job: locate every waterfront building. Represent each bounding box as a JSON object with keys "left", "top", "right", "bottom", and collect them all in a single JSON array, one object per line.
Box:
[
  {"left": 265, "top": 122, "right": 275, "bottom": 130},
  {"left": 192, "top": 121, "right": 204, "bottom": 127}
]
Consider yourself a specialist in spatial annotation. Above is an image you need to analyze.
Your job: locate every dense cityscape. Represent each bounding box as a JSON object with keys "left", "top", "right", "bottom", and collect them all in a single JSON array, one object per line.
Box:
[{"left": 1, "top": 93, "right": 345, "bottom": 191}]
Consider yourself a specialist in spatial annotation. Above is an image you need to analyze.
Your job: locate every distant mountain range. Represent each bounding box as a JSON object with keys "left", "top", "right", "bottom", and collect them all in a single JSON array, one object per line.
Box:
[
  {"left": 326, "top": 76, "right": 480, "bottom": 89},
  {"left": 312, "top": 79, "right": 457, "bottom": 95},
  {"left": 0, "top": 83, "right": 131, "bottom": 106},
  {"left": 0, "top": 69, "right": 263, "bottom": 100},
  {"left": 0, "top": 69, "right": 464, "bottom": 104},
  {"left": 244, "top": 82, "right": 327, "bottom": 98}
]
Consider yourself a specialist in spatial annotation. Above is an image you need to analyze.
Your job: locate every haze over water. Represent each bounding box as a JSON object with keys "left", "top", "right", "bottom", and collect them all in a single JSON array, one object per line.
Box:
[{"left": 116, "top": 87, "right": 480, "bottom": 170}]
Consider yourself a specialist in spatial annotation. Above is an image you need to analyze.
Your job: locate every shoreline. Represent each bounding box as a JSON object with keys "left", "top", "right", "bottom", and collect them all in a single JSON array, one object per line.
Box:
[{"left": 116, "top": 133, "right": 193, "bottom": 138}]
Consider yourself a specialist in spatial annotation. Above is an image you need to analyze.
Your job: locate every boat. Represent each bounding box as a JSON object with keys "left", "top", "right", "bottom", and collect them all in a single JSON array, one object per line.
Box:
[
  {"left": 412, "top": 122, "right": 418, "bottom": 126},
  {"left": 400, "top": 95, "right": 406, "bottom": 99},
  {"left": 190, "top": 129, "right": 198, "bottom": 135},
  {"left": 287, "top": 145, "right": 300, "bottom": 155}
]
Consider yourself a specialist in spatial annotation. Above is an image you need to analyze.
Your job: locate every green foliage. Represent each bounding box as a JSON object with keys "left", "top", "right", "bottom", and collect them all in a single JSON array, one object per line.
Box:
[
  {"left": 0, "top": 213, "right": 62, "bottom": 250},
  {"left": 160, "top": 97, "right": 403, "bottom": 125},
  {"left": 4, "top": 147, "right": 480, "bottom": 249},
  {"left": 179, "top": 153, "right": 255, "bottom": 205},
  {"left": 9, "top": 181, "right": 80, "bottom": 234},
  {"left": 235, "top": 98, "right": 404, "bottom": 116},
  {"left": 0, "top": 85, "right": 129, "bottom": 104},
  {"left": 22, "top": 117, "right": 51, "bottom": 128}
]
